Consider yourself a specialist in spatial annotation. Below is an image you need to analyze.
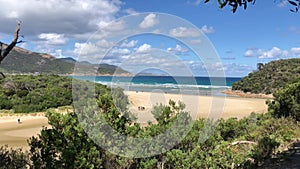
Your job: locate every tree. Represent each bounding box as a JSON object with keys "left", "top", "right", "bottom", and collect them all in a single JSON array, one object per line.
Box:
[
  {"left": 0, "top": 146, "right": 29, "bottom": 169},
  {"left": 0, "top": 20, "right": 23, "bottom": 78},
  {"left": 28, "top": 111, "right": 104, "bottom": 168},
  {"left": 257, "top": 63, "right": 264, "bottom": 71},
  {"left": 203, "top": 0, "right": 300, "bottom": 13},
  {"left": 267, "top": 82, "right": 300, "bottom": 121}
]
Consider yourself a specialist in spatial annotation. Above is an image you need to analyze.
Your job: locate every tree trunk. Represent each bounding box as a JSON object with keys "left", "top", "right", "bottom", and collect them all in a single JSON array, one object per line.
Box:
[{"left": 0, "top": 21, "right": 22, "bottom": 78}]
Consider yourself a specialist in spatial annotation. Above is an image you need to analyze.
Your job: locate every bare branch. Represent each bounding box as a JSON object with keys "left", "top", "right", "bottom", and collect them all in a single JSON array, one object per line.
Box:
[
  {"left": 17, "top": 40, "right": 25, "bottom": 44},
  {"left": 0, "top": 42, "right": 2, "bottom": 56},
  {"left": 0, "top": 20, "right": 21, "bottom": 63},
  {"left": 0, "top": 72, "right": 5, "bottom": 78},
  {"left": 228, "top": 140, "right": 257, "bottom": 148}
]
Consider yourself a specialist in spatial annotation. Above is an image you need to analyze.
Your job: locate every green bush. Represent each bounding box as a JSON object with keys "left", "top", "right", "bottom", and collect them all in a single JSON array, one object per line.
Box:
[
  {"left": 0, "top": 146, "right": 28, "bottom": 169},
  {"left": 232, "top": 58, "right": 300, "bottom": 94},
  {"left": 0, "top": 75, "right": 108, "bottom": 113},
  {"left": 267, "top": 82, "right": 300, "bottom": 121}
]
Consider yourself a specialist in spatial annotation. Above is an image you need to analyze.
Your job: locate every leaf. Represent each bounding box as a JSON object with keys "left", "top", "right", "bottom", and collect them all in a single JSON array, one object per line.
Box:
[
  {"left": 288, "top": 0, "right": 298, "bottom": 7},
  {"left": 218, "top": 0, "right": 223, "bottom": 6},
  {"left": 237, "top": 0, "right": 242, "bottom": 6},
  {"left": 220, "top": 1, "right": 228, "bottom": 8},
  {"left": 244, "top": 2, "right": 247, "bottom": 10},
  {"left": 232, "top": 5, "right": 238, "bottom": 13}
]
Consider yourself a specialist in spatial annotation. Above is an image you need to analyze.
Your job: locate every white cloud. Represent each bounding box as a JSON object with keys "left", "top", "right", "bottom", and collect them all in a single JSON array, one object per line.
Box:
[
  {"left": 136, "top": 43, "right": 152, "bottom": 53},
  {"left": 167, "top": 44, "right": 189, "bottom": 54},
  {"left": 38, "top": 33, "right": 68, "bottom": 45},
  {"left": 118, "top": 52, "right": 194, "bottom": 76},
  {"left": 0, "top": 0, "right": 123, "bottom": 60},
  {"left": 18, "top": 42, "right": 28, "bottom": 49},
  {"left": 169, "top": 27, "right": 201, "bottom": 38},
  {"left": 201, "top": 25, "right": 215, "bottom": 34},
  {"left": 120, "top": 40, "right": 138, "bottom": 48},
  {"left": 98, "top": 20, "right": 125, "bottom": 32},
  {"left": 73, "top": 42, "right": 106, "bottom": 62},
  {"left": 290, "top": 47, "right": 300, "bottom": 55},
  {"left": 124, "top": 8, "right": 138, "bottom": 15},
  {"left": 243, "top": 46, "right": 299, "bottom": 59},
  {"left": 110, "top": 48, "right": 131, "bottom": 55},
  {"left": 0, "top": 0, "right": 122, "bottom": 36},
  {"left": 52, "top": 49, "right": 65, "bottom": 58},
  {"left": 223, "top": 63, "right": 255, "bottom": 77},
  {"left": 96, "top": 39, "right": 114, "bottom": 48},
  {"left": 139, "top": 13, "right": 159, "bottom": 29}
]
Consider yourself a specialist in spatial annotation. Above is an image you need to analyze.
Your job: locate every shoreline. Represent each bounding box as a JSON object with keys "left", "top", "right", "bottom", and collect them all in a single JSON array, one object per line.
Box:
[{"left": 222, "top": 89, "right": 274, "bottom": 99}]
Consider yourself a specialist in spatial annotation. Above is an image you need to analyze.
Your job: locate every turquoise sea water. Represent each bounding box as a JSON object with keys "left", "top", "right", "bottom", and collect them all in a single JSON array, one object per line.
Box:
[{"left": 72, "top": 76, "right": 241, "bottom": 96}]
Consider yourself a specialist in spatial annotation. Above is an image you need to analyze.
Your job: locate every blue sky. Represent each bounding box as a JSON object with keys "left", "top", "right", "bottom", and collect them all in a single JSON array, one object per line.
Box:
[{"left": 0, "top": 0, "right": 299, "bottom": 77}]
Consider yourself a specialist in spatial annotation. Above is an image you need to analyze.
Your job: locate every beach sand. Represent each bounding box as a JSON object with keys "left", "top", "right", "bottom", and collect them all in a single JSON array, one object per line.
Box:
[
  {"left": 125, "top": 91, "right": 268, "bottom": 124},
  {"left": 0, "top": 115, "right": 48, "bottom": 149},
  {"left": 0, "top": 92, "right": 268, "bottom": 149}
]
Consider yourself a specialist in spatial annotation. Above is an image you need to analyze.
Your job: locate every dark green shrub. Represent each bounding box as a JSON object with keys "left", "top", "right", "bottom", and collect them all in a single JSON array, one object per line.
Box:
[{"left": 267, "top": 82, "right": 300, "bottom": 121}]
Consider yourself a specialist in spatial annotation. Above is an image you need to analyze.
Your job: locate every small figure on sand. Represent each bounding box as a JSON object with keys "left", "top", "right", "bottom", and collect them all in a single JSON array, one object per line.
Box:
[
  {"left": 17, "top": 118, "right": 21, "bottom": 124},
  {"left": 138, "top": 106, "right": 145, "bottom": 111}
]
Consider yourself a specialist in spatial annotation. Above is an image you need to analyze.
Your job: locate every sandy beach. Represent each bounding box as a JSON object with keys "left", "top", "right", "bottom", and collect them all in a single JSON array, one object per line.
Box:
[
  {"left": 0, "top": 114, "right": 48, "bottom": 149},
  {"left": 126, "top": 91, "right": 268, "bottom": 124},
  {"left": 0, "top": 92, "right": 268, "bottom": 149}
]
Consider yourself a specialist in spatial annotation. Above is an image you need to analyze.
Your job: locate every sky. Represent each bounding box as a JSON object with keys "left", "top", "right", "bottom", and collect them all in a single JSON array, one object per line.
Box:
[{"left": 0, "top": 0, "right": 299, "bottom": 77}]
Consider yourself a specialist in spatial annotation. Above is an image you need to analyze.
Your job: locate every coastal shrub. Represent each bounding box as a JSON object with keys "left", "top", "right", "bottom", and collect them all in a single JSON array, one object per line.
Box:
[
  {"left": 232, "top": 58, "right": 300, "bottom": 94},
  {"left": 0, "top": 94, "right": 13, "bottom": 109},
  {"left": 0, "top": 146, "right": 28, "bottom": 169},
  {"left": 267, "top": 82, "right": 300, "bottom": 121},
  {"left": 20, "top": 107, "right": 300, "bottom": 168},
  {"left": 0, "top": 75, "right": 108, "bottom": 113}
]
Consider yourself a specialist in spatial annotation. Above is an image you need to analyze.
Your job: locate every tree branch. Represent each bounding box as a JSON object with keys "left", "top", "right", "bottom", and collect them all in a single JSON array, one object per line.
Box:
[
  {"left": 0, "top": 72, "right": 5, "bottom": 78},
  {"left": 228, "top": 140, "right": 257, "bottom": 148},
  {"left": 0, "top": 20, "right": 21, "bottom": 63}
]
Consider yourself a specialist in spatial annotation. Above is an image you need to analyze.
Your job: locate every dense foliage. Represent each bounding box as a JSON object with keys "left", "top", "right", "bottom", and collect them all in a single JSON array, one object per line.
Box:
[
  {"left": 24, "top": 104, "right": 299, "bottom": 168},
  {"left": 267, "top": 82, "right": 300, "bottom": 121},
  {"left": 203, "top": 0, "right": 299, "bottom": 13},
  {"left": 232, "top": 58, "right": 300, "bottom": 94},
  {"left": 0, "top": 75, "right": 74, "bottom": 113},
  {"left": 0, "top": 146, "right": 28, "bottom": 169},
  {"left": 0, "top": 75, "right": 112, "bottom": 113}
]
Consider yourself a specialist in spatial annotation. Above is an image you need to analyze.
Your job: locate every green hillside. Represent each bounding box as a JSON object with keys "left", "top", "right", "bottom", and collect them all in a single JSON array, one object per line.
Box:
[
  {"left": 0, "top": 46, "right": 130, "bottom": 75},
  {"left": 0, "top": 75, "right": 110, "bottom": 113},
  {"left": 232, "top": 58, "right": 300, "bottom": 94}
]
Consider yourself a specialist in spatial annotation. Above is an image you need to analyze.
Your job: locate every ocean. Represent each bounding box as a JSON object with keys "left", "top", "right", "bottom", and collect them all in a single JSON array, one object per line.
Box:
[{"left": 72, "top": 76, "right": 241, "bottom": 96}]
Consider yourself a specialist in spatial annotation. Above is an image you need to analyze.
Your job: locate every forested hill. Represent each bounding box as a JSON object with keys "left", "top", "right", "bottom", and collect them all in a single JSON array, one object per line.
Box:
[
  {"left": 0, "top": 46, "right": 130, "bottom": 75},
  {"left": 232, "top": 58, "right": 300, "bottom": 94}
]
